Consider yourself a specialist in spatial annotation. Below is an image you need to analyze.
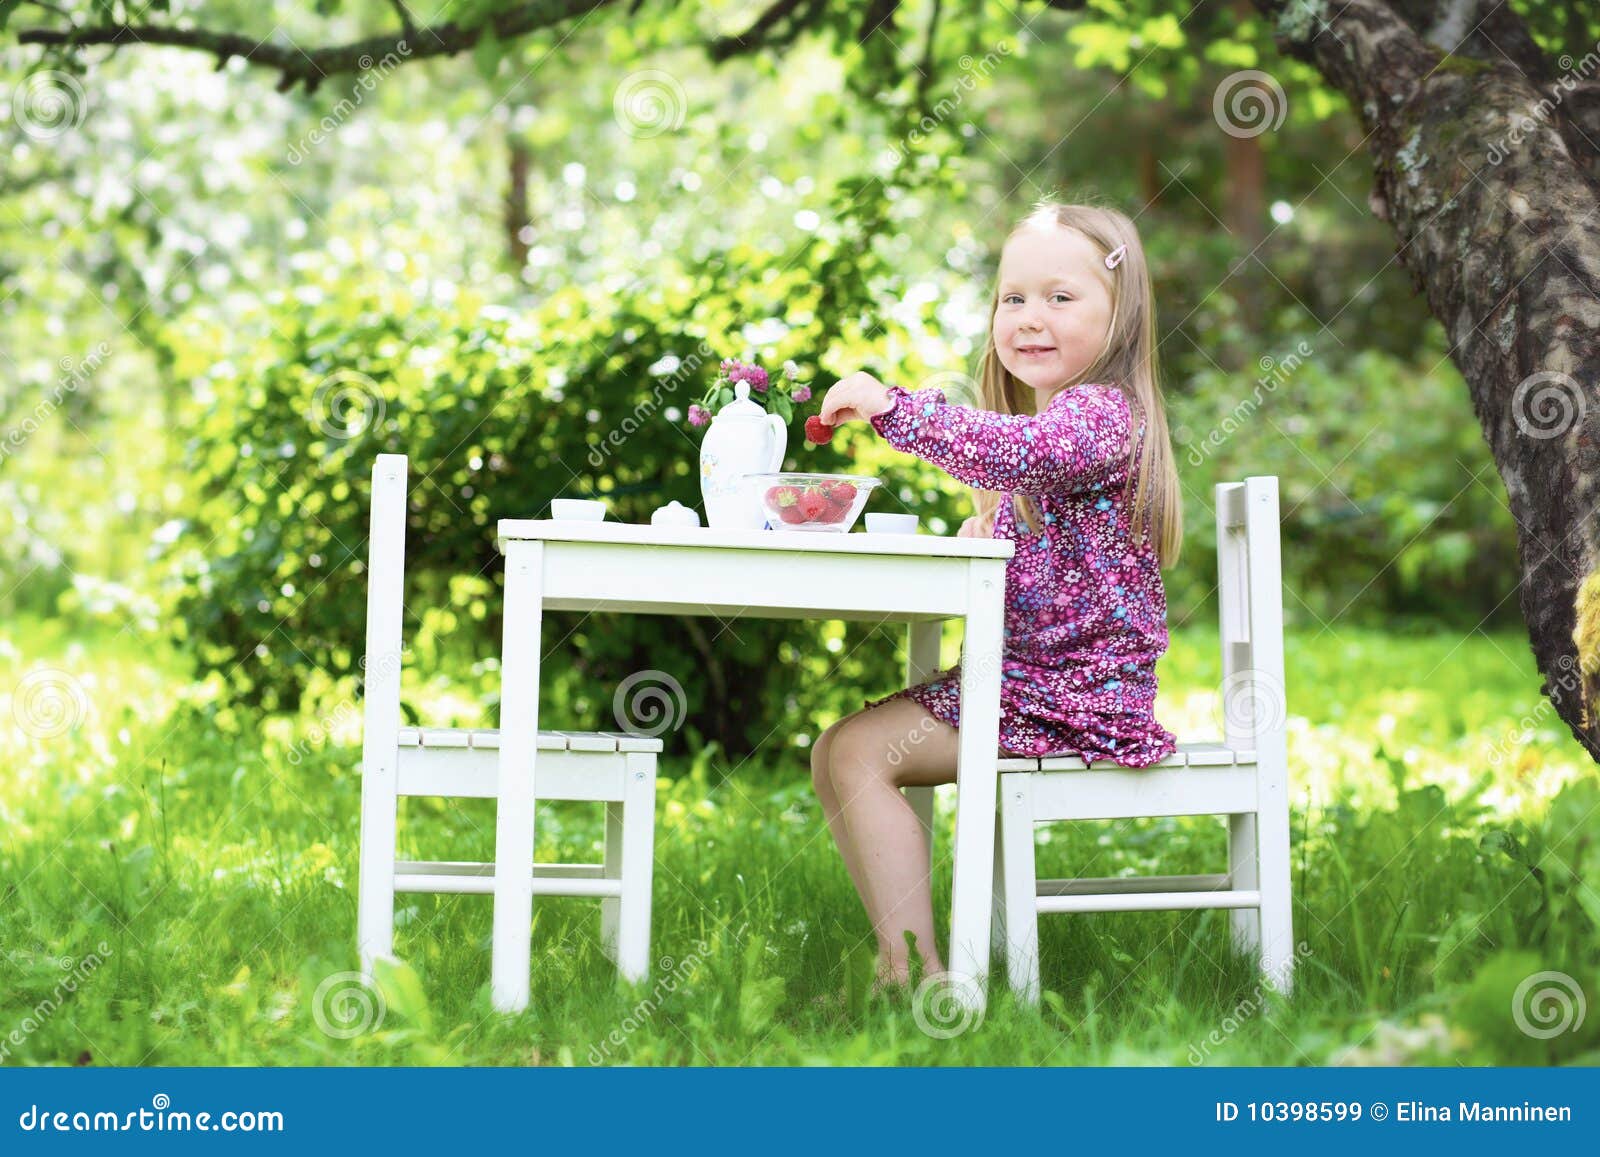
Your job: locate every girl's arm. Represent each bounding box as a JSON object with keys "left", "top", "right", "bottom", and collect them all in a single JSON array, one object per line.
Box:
[{"left": 868, "top": 382, "right": 1133, "bottom": 496}]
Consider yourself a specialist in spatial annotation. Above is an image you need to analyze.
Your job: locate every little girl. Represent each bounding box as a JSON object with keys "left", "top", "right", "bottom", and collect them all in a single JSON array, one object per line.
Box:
[{"left": 813, "top": 198, "right": 1183, "bottom": 989}]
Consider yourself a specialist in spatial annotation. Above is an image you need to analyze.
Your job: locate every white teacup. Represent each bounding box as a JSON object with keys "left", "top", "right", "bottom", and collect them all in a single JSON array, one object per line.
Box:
[
  {"left": 551, "top": 498, "right": 608, "bottom": 521},
  {"left": 865, "top": 513, "right": 918, "bottom": 535}
]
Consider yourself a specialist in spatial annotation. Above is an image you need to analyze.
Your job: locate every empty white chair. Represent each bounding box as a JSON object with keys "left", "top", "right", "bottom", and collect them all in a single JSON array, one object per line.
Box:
[
  {"left": 357, "top": 454, "right": 659, "bottom": 983},
  {"left": 992, "top": 475, "right": 1294, "bottom": 1002}
]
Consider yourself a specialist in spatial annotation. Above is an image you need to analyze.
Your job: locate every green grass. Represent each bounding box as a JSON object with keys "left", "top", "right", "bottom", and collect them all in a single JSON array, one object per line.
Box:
[{"left": 2, "top": 616, "right": 1597, "bottom": 1066}]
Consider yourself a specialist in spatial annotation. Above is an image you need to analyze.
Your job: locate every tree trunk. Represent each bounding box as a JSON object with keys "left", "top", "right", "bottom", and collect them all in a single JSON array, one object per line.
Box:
[
  {"left": 505, "top": 134, "right": 532, "bottom": 273},
  {"left": 1253, "top": 0, "right": 1600, "bottom": 760}
]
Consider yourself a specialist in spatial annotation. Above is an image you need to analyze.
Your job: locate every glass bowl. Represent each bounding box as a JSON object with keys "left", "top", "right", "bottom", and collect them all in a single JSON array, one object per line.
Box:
[{"left": 744, "top": 473, "right": 881, "bottom": 533}]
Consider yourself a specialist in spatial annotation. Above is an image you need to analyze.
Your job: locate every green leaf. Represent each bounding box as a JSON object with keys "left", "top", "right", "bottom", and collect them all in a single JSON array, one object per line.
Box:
[
  {"left": 473, "top": 27, "right": 504, "bottom": 82},
  {"left": 0, "top": 0, "right": 21, "bottom": 34}
]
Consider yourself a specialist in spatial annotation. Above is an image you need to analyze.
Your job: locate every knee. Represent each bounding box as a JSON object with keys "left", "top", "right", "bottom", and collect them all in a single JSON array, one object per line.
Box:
[
  {"left": 828, "top": 719, "right": 900, "bottom": 791},
  {"left": 809, "top": 723, "right": 840, "bottom": 797}
]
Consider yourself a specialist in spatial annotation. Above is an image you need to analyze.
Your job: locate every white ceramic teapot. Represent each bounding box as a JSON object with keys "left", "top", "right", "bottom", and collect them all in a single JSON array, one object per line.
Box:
[{"left": 699, "top": 381, "right": 787, "bottom": 529}]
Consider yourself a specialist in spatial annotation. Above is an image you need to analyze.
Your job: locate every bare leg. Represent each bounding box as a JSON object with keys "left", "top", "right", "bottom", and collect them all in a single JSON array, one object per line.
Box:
[
  {"left": 821, "top": 698, "right": 961, "bottom": 984},
  {"left": 810, "top": 721, "right": 875, "bottom": 922}
]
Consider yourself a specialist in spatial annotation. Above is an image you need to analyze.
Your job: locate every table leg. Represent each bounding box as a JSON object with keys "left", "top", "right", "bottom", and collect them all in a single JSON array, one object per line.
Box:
[
  {"left": 492, "top": 539, "right": 544, "bottom": 1013},
  {"left": 903, "top": 620, "right": 942, "bottom": 853},
  {"left": 947, "top": 559, "right": 1006, "bottom": 1005}
]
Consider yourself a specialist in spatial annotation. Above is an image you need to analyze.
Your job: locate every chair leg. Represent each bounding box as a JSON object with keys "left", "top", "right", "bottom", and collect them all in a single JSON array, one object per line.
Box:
[
  {"left": 356, "top": 769, "right": 398, "bottom": 970},
  {"left": 1000, "top": 776, "right": 1040, "bottom": 1004},
  {"left": 1255, "top": 789, "right": 1296, "bottom": 996},
  {"left": 357, "top": 454, "right": 407, "bottom": 973},
  {"left": 990, "top": 804, "right": 1008, "bottom": 959},
  {"left": 1227, "top": 812, "right": 1262, "bottom": 960},
  {"left": 600, "top": 800, "right": 623, "bottom": 963},
  {"left": 615, "top": 752, "right": 657, "bottom": 984}
]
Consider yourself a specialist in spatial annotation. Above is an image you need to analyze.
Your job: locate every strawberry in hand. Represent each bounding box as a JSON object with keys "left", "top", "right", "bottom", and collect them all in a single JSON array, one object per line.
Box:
[{"left": 804, "top": 415, "right": 836, "bottom": 445}]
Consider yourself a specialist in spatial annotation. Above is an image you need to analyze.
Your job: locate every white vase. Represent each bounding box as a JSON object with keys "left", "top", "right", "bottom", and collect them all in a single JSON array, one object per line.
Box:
[{"left": 699, "top": 382, "right": 787, "bottom": 530}]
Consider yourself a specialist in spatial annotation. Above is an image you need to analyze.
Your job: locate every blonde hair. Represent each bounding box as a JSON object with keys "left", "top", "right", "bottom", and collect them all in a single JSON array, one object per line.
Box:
[{"left": 968, "top": 196, "right": 1183, "bottom": 568}]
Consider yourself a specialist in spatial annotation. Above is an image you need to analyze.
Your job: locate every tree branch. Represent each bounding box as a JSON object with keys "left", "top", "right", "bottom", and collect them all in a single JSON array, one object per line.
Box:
[
  {"left": 706, "top": 0, "right": 816, "bottom": 63},
  {"left": 17, "top": 0, "right": 618, "bottom": 93}
]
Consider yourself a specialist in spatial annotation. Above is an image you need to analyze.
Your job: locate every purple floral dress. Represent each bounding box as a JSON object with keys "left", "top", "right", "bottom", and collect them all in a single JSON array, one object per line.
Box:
[{"left": 861, "top": 381, "right": 1178, "bottom": 766}]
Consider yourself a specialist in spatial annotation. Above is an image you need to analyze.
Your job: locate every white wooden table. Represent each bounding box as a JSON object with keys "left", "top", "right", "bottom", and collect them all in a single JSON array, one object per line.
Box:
[{"left": 489, "top": 519, "right": 1014, "bottom": 1013}]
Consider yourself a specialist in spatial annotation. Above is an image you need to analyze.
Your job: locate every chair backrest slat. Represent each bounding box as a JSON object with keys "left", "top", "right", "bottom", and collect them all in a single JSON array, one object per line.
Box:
[
  {"left": 360, "top": 455, "right": 409, "bottom": 767},
  {"left": 1213, "top": 477, "right": 1286, "bottom": 764}
]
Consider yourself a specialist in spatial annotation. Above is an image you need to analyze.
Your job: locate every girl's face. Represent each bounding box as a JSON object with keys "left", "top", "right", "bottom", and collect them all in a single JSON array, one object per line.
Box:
[{"left": 992, "top": 224, "right": 1115, "bottom": 402}]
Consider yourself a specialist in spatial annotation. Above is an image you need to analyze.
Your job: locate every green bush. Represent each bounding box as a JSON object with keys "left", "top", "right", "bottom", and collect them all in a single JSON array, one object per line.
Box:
[{"left": 155, "top": 202, "right": 977, "bottom": 755}]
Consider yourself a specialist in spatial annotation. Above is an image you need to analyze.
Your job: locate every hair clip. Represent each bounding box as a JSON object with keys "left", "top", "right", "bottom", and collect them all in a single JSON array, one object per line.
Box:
[{"left": 1104, "top": 244, "right": 1128, "bottom": 270}]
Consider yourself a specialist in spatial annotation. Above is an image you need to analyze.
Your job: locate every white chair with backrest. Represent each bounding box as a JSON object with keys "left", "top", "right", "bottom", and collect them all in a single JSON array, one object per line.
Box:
[
  {"left": 357, "top": 454, "right": 660, "bottom": 983},
  {"left": 991, "top": 475, "right": 1294, "bottom": 1002}
]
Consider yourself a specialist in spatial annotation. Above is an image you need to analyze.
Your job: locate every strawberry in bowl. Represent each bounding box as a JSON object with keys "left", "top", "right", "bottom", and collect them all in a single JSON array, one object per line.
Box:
[{"left": 747, "top": 472, "right": 881, "bottom": 533}]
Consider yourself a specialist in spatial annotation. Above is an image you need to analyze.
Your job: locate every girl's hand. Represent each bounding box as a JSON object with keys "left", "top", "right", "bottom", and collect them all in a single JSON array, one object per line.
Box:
[
  {"left": 819, "top": 371, "right": 894, "bottom": 426},
  {"left": 957, "top": 513, "right": 995, "bottom": 538}
]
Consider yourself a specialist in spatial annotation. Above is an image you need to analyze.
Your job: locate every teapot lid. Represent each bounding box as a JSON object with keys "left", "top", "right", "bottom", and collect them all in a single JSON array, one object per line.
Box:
[{"left": 713, "top": 381, "right": 764, "bottom": 420}]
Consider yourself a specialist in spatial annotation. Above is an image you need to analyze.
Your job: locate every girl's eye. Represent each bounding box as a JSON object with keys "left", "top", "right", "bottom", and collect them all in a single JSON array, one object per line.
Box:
[{"left": 1002, "top": 293, "right": 1072, "bottom": 304}]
